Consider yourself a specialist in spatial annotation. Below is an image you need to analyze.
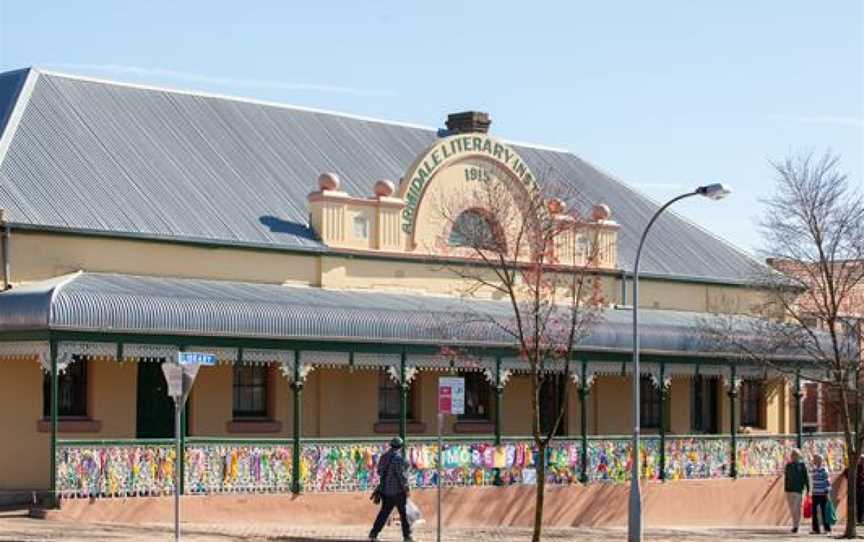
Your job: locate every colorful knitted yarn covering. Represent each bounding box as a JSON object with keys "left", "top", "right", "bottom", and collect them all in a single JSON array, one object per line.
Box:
[
  {"left": 56, "top": 444, "right": 175, "bottom": 498},
  {"left": 55, "top": 435, "right": 846, "bottom": 498},
  {"left": 185, "top": 443, "right": 293, "bottom": 494}
]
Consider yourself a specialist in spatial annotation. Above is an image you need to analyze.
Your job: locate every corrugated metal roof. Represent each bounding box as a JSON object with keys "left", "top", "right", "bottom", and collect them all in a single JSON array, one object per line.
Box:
[
  {"left": 0, "top": 68, "right": 761, "bottom": 282},
  {"left": 0, "top": 272, "right": 771, "bottom": 356}
]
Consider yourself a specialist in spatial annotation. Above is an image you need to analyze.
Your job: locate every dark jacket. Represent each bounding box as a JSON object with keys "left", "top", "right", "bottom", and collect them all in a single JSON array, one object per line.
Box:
[
  {"left": 378, "top": 449, "right": 409, "bottom": 497},
  {"left": 785, "top": 460, "right": 810, "bottom": 493}
]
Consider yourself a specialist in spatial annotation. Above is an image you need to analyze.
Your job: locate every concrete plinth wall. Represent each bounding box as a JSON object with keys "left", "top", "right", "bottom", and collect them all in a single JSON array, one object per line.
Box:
[{"left": 49, "top": 476, "right": 848, "bottom": 528}]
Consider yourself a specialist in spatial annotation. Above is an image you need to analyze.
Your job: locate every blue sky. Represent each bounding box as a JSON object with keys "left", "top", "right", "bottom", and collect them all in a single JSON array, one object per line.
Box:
[{"left": 1, "top": 1, "right": 861, "bottom": 254}]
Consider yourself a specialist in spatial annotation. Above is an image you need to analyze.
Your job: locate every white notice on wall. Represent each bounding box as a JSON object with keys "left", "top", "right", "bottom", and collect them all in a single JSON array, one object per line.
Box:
[{"left": 438, "top": 376, "right": 465, "bottom": 415}]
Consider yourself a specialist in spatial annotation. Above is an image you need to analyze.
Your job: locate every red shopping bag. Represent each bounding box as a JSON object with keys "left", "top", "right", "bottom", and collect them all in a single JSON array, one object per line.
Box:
[{"left": 802, "top": 495, "right": 813, "bottom": 519}]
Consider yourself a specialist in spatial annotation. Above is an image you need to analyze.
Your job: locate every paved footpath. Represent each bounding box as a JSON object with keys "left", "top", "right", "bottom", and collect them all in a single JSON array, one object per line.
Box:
[{"left": 0, "top": 511, "right": 855, "bottom": 541}]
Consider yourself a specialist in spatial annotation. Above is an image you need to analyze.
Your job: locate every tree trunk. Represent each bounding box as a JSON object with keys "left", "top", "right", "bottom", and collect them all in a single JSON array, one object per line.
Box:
[
  {"left": 838, "top": 382, "right": 857, "bottom": 539},
  {"left": 844, "top": 446, "right": 858, "bottom": 538},
  {"left": 532, "top": 441, "right": 548, "bottom": 542}
]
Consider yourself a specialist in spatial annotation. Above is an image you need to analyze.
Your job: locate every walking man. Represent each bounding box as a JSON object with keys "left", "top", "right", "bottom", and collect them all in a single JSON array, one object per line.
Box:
[
  {"left": 783, "top": 448, "right": 809, "bottom": 533},
  {"left": 369, "top": 437, "right": 414, "bottom": 542}
]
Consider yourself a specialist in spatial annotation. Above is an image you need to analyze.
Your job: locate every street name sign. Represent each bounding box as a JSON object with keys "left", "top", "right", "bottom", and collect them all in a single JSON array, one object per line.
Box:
[{"left": 177, "top": 352, "right": 217, "bottom": 366}]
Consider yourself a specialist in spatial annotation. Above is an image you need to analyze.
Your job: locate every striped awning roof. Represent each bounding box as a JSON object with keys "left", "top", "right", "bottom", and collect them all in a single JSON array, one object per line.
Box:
[{"left": 0, "top": 271, "right": 802, "bottom": 359}]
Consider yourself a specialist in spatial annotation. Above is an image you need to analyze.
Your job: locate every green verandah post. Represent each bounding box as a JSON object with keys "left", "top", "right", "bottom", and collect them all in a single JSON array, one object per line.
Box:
[
  {"left": 579, "top": 356, "right": 589, "bottom": 484},
  {"left": 178, "top": 345, "right": 186, "bottom": 496},
  {"left": 794, "top": 370, "right": 804, "bottom": 450},
  {"left": 728, "top": 364, "right": 738, "bottom": 479},
  {"left": 494, "top": 356, "right": 503, "bottom": 446},
  {"left": 49, "top": 338, "right": 58, "bottom": 505},
  {"left": 658, "top": 362, "right": 667, "bottom": 481},
  {"left": 494, "top": 356, "right": 503, "bottom": 485},
  {"left": 399, "top": 351, "right": 407, "bottom": 445},
  {"left": 291, "top": 350, "right": 303, "bottom": 494}
]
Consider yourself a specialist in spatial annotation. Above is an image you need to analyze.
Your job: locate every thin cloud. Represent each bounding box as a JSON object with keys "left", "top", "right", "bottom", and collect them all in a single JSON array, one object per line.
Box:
[
  {"left": 46, "top": 63, "right": 397, "bottom": 97},
  {"left": 768, "top": 114, "right": 863, "bottom": 128}
]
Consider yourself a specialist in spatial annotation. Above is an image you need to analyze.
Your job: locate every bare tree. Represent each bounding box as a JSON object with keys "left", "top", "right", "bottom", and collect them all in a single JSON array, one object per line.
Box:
[
  {"left": 429, "top": 168, "right": 607, "bottom": 542},
  {"left": 703, "top": 151, "right": 864, "bottom": 538}
]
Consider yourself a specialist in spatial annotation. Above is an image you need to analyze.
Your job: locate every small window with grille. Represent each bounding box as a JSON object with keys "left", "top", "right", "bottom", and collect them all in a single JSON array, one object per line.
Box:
[{"left": 233, "top": 365, "right": 269, "bottom": 418}]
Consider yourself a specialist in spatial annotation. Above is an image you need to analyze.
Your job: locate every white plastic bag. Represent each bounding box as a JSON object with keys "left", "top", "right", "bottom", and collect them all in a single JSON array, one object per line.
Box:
[{"left": 406, "top": 498, "right": 425, "bottom": 526}]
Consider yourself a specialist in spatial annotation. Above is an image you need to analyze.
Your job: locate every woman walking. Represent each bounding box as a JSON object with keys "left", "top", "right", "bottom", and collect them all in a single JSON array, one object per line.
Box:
[{"left": 810, "top": 454, "right": 831, "bottom": 534}]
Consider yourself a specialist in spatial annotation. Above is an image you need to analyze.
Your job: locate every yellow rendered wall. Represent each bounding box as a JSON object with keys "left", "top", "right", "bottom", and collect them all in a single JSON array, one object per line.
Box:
[
  {"left": 417, "top": 372, "right": 439, "bottom": 436},
  {"left": 0, "top": 358, "right": 48, "bottom": 490},
  {"left": 300, "top": 370, "right": 321, "bottom": 438},
  {"left": 89, "top": 360, "right": 137, "bottom": 438},
  {"left": 621, "top": 278, "right": 766, "bottom": 316},
  {"left": 501, "top": 375, "right": 533, "bottom": 436},
  {"left": 10, "top": 232, "right": 318, "bottom": 286},
  {"left": 762, "top": 378, "right": 786, "bottom": 434},
  {"left": 324, "top": 255, "right": 764, "bottom": 315},
  {"left": 189, "top": 365, "right": 234, "bottom": 437},
  {"left": 316, "top": 369, "right": 379, "bottom": 437},
  {"left": 0, "top": 357, "right": 135, "bottom": 490},
  {"left": 319, "top": 255, "right": 501, "bottom": 298},
  {"left": 343, "top": 206, "right": 378, "bottom": 251},
  {"left": 592, "top": 376, "right": 631, "bottom": 435},
  {"left": 637, "top": 281, "right": 707, "bottom": 312},
  {"left": 8, "top": 231, "right": 769, "bottom": 318},
  {"left": 668, "top": 378, "right": 690, "bottom": 434}
]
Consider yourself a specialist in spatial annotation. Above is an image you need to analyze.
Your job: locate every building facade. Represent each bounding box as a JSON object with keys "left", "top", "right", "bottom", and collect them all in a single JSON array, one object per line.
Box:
[
  {"left": 768, "top": 259, "right": 864, "bottom": 433},
  {"left": 0, "top": 68, "right": 844, "bottom": 500}
]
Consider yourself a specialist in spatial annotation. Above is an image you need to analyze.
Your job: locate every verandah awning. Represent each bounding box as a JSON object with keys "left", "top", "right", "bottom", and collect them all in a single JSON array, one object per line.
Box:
[{"left": 0, "top": 272, "right": 810, "bottom": 378}]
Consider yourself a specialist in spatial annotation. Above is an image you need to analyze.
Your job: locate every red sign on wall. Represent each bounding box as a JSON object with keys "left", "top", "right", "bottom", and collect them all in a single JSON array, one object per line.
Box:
[{"left": 439, "top": 386, "right": 452, "bottom": 413}]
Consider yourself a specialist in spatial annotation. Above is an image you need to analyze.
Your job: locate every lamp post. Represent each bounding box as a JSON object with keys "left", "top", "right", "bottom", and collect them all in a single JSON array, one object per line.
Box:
[{"left": 628, "top": 183, "right": 730, "bottom": 542}]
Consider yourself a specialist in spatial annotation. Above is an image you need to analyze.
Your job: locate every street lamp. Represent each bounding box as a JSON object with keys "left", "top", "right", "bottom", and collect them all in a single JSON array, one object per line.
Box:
[{"left": 628, "top": 183, "right": 731, "bottom": 542}]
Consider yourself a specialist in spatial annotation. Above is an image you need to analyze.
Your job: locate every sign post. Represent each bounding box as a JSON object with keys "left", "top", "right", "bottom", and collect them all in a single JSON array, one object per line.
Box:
[
  {"left": 162, "top": 352, "right": 216, "bottom": 542},
  {"left": 436, "top": 377, "right": 464, "bottom": 542}
]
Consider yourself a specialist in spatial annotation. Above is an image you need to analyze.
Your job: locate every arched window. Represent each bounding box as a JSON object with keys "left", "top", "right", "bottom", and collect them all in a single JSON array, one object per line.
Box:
[{"left": 448, "top": 208, "right": 505, "bottom": 252}]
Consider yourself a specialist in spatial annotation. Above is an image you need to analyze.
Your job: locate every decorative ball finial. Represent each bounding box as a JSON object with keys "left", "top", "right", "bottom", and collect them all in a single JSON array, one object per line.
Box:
[
  {"left": 373, "top": 179, "right": 395, "bottom": 198},
  {"left": 318, "top": 172, "right": 340, "bottom": 191},
  {"left": 591, "top": 203, "right": 611, "bottom": 221},
  {"left": 546, "top": 198, "right": 566, "bottom": 215}
]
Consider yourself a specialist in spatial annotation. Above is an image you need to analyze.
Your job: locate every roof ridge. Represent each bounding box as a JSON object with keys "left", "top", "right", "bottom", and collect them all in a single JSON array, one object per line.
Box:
[
  {"left": 32, "top": 67, "right": 436, "bottom": 132},
  {"left": 47, "top": 271, "right": 84, "bottom": 326},
  {"left": 27, "top": 67, "right": 571, "bottom": 153}
]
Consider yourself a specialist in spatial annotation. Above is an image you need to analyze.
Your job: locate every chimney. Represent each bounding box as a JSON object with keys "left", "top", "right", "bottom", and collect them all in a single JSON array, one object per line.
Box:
[{"left": 445, "top": 111, "right": 491, "bottom": 135}]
